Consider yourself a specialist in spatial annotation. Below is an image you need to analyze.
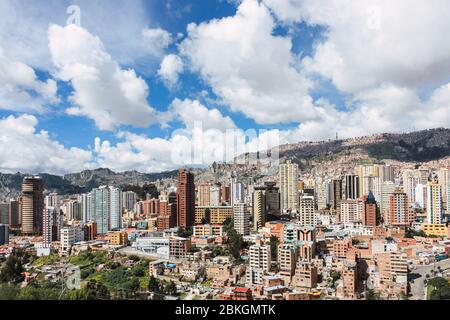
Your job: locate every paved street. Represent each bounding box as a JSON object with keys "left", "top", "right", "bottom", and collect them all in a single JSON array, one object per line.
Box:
[{"left": 409, "top": 259, "right": 450, "bottom": 299}]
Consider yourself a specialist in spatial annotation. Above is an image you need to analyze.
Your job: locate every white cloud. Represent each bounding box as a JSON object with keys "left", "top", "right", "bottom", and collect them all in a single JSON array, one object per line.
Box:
[
  {"left": 0, "top": 114, "right": 92, "bottom": 174},
  {"left": 169, "top": 98, "right": 236, "bottom": 131},
  {"left": 158, "top": 54, "right": 184, "bottom": 88},
  {"left": 180, "top": 0, "right": 316, "bottom": 125},
  {"left": 265, "top": 0, "right": 450, "bottom": 93},
  {"left": 49, "top": 24, "right": 157, "bottom": 131},
  {"left": 142, "top": 28, "right": 173, "bottom": 57},
  {"left": 0, "top": 49, "right": 58, "bottom": 113},
  {"left": 0, "top": 0, "right": 164, "bottom": 71}
]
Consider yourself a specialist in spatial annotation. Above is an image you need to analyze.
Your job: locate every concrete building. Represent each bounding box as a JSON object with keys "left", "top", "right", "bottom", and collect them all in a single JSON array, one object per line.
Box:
[
  {"left": 389, "top": 191, "right": 411, "bottom": 227},
  {"left": 278, "top": 243, "right": 296, "bottom": 277},
  {"left": 279, "top": 160, "right": 299, "bottom": 212},
  {"left": 21, "top": 176, "right": 44, "bottom": 235},
  {"left": 194, "top": 206, "right": 233, "bottom": 225},
  {"left": 426, "top": 182, "right": 442, "bottom": 225},
  {"left": 292, "top": 261, "right": 318, "bottom": 292},
  {"left": 177, "top": 169, "right": 195, "bottom": 228},
  {"left": 60, "top": 225, "right": 84, "bottom": 255},
  {"left": 298, "top": 195, "right": 315, "bottom": 227},
  {"left": 345, "top": 174, "right": 360, "bottom": 200},
  {"left": 252, "top": 189, "right": 266, "bottom": 231},
  {"left": 233, "top": 202, "right": 249, "bottom": 236},
  {"left": 0, "top": 224, "right": 8, "bottom": 245}
]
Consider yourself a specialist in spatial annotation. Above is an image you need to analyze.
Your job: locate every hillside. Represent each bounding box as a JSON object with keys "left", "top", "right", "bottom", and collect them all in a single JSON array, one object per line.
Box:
[{"left": 1, "top": 128, "right": 449, "bottom": 199}]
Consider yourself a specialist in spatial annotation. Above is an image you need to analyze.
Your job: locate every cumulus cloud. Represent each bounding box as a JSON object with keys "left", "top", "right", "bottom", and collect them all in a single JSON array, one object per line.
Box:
[
  {"left": 265, "top": 0, "right": 450, "bottom": 93},
  {"left": 180, "top": 0, "right": 316, "bottom": 125},
  {"left": 0, "top": 49, "right": 58, "bottom": 113},
  {"left": 158, "top": 54, "right": 184, "bottom": 88},
  {"left": 49, "top": 24, "right": 157, "bottom": 131},
  {"left": 142, "top": 28, "right": 173, "bottom": 57},
  {"left": 169, "top": 98, "right": 236, "bottom": 131},
  {"left": 0, "top": 0, "right": 163, "bottom": 70},
  {"left": 0, "top": 114, "right": 92, "bottom": 174}
]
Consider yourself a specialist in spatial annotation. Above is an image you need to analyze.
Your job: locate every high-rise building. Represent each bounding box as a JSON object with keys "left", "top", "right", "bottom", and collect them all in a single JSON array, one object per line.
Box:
[
  {"left": 340, "top": 199, "right": 360, "bottom": 224},
  {"left": 45, "top": 193, "right": 60, "bottom": 211},
  {"left": 298, "top": 195, "right": 315, "bottom": 227},
  {"left": 80, "top": 193, "right": 91, "bottom": 223},
  {"left": 279, "top": 160, "right": 299, "bottom": 212},
  {"left": 414, "top": 184, "right": 427, "bottom": 209},
  {"left": 177, "top": 169, "right": 195, "bottom": 229},
  {"left": 437, "top": 168, "right": 450, "bottom": 213},
  {"left": 220, "top": 185, "right": 231, "bottom": 204},
  {"left": 264, "top": 182, "right": 280, "bottom": 215},
  {"left": 122, "top": 191, "right": 137, "bottom": 212},
  {"left": 198, "top": 183, "right": 211, "bottom": 206},
  {"left": 0, "top": 203, "right": 9, "bottom": 225},
  {"left": 252, "top": 189, "right": 266, "bottom": 231},
  {"left": 66, "top": 200, "right": 82, "bottom": 221},
  {"left": 9, "top": 200, "right": 20, "bottom": 229},
  {"left": 345, "top": 174, "right": 360, "bottom": 200},
  {"left": 233, "top": 202, "right": 249, "bottom": 236},
  {"left": 331, "top": 179, "right": 343, "bottom": 210},
  {"left": 389, "top": 191, "right": 411, "bottom": 226},
  {"left": 42, "top": 207, "right": 55, "bottom": 248},
  {"left": 91, "top": 186, "right": 111, "bottom": 235},
  {"left": 109, "top": 187, "right": 122, "bottom": 230},
  {"left": 278, "top": 243, "right": 296, "bottom": 276},
  {"left": 362, "top": 194, "right": 377, "bottom": 227},
  {"left": 426, "top": 182, "right": 442, "bottom": 225},
  {"left": 231, "top": 177, "right": 244, "bottom": 206},
  {"left": 194, "top": 206, "right": 233, "bottom": 225},
  {"left": 0, "top": 224, "right": 8, "bottom": 245},
  {"left": 249, "top": 239, "right": 271, "bottom": 271},
  {"left": 21, "top": 176, "right": 44, "bottom": 235},
  {"left": 380, "top": 181, "right": 396, "bottom": 218}
]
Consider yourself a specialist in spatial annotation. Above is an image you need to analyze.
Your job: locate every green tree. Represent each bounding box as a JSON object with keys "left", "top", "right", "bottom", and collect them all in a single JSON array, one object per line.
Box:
[
  {"left": 148, "top": 276, "right": 161, "bottom": 293},
  {"left": 428, "top": 277, "right": 450, "bottom": 300},
  {"left": 0, "top": 284, "right": 19, "bottom": 300},
  {"left": 164, "top": 281, "right": 177, "bottom": 296},
  {"left": 227, "top": 228, "right": 243, "bottom": 259},
  {"left": 366, "top": 289, "right": 381, "bottom": 300},
  {"left": 0, "top": 254, "right": 24, "bottom": 284}
]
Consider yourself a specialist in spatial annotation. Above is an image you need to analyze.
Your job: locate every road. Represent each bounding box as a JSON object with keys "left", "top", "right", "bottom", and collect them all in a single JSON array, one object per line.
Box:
[{"left": 409, "top": 259, "right": 450, "bottom": 300}]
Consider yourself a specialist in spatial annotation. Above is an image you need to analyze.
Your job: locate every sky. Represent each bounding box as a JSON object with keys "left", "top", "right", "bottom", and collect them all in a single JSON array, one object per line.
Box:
[{"left": 1, "top": 0, "right": 450, "bottom": 175}]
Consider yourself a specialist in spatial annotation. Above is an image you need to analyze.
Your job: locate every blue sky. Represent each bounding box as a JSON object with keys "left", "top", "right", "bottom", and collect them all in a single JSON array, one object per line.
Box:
[{"left": 0, "top": 0, "right": 449, "bottom": 174}]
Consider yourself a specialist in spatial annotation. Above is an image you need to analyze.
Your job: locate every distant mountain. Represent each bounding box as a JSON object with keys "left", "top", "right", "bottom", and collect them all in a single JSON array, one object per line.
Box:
[
  {"left": 0, "top": 168, "right": 178, "bottom": 199},
  {"left": 1, "top": 128, "right": 449, "bottom": 199}
]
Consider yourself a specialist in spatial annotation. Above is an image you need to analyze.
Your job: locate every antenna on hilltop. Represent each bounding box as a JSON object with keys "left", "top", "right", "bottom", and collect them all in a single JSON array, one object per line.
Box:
[{"left": 336, "top": 132, "right": 339, "bottom": 140}]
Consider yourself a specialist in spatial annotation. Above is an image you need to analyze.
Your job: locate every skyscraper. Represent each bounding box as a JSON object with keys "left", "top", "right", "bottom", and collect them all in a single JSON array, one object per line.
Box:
[
  {"left": 177, "top": 169, "right": 195, "bottom": 229},
  {"left": 279, "top": 160, "right": 299, "bottom": 212},
  {"left": 122, "top": 191, "right": 137, "bottom": 212},
  {"left": 231, "top": 177, "right": 244, "bottom": 206},
  {"left": 109, "top": 187, "right": 122, "bottom": 230},
  {"left": 21, "top": 176, "right": 44, "bottom": 235},
  {"left": 91, "top": 186, "right": 110, "bottom": 235},
  {"left": 233, "top": 202, "right": 249, "bottom": 236},
  {"left": 345, "top": 174, "right": 360, "bottom": 200},
  {"left": 198, "top": 183, "right": 211, "bottom": 206},
  {"left": 252, "top": 189, "right": 266, "bottom": 231},
  {"left": 299, "top": 195, "right": 315, "bottom": 227},
  {"left": 331, "top": 179, "right": 343, "bottom": 210},
  {"left": 426, "top": 182, "right": 442, "bottom": 225},
  {"left": 389, "top": 191, "right": 411, "bottom": 227}
]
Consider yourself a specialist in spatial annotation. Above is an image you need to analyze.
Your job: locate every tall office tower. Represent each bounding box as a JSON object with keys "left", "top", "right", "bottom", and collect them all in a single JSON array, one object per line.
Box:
[
  {"left": 45, "top": 193, "right": 60, "bottom": 211},
  {"left": 447, "top": 172, "right": 450, "bottom": 213},
  {"left": 380, "top": 181, "right": 396, "bottom": 218},
  {"left": 414, "top": 184, "right": 427, "bottom": 209},
  {"left": 0, "top": 225, "right": 8, "bottom": 245},
  {"left": 340, "top": 200, "right": 360, "bottom": 224},
  {"left": 21, "top": 176, "right": 44, "bottom": 235},
  {"left": 299, "top": 195, "right": 315, "bottom": 227},
  {"left": 109, "top": 187, "right": 122, "bottom": 230},
  {"left": 66, "top": 200, "right": 82, "bottom": 221},
  {"left": 437, "top": 168, "right": 449, "bottom": 212},
  {"left": 252, "top": 189, "right": 266, "bottom": 231},
  {"left": 42, "top": 207, "right": 54, "bottom": 248},
  {"left": 231, "top": 177, "right": 245, "bottom": 206},
  {"left": 297, "top": 226, "right": 316, "bottom": 261},
  {"left": 210, "top": 184, "right": 221, "bottom": 206},
  {"left": 279, "top": 160, "right": 299, "bottom": 212},
  {"left": 426, "top": 182, "right": 442, "bottom": 225},
  {"left": 9, "top": 200, "right": 20, "bottom": 229},
  {"left": 362, "top": 176, "right": 382, "bottom": 203},
  {"left": 91, "top": 186, "right": 110, "bottom": 235},
  {"left": 356, "top": 165, "right": 379, "bottom": 196},
  {"left": 220, "top": 185, "right": 231, "bottom": 204},
  {"left": 264, "top": 182, "right": 280, "bottom": 215},
  {"left": 122, "top": 191, "right": 137, "bottom": 212},
  {"left": 177, "top": 169, "right": 195, "bottom": 229},
  {"left": 389, "top": 191, "right": 411, "bottom": 227},
  {"left": 402, "top": 171, "right": 420, "bottom": 204},
  {"left": 330, "top": 179, "right": 343, "bottom": 210},
  {"left": 233, "top": 202, "right": 249, "bottom": 236},
  {"left": 344, "top": 174, "right": 360, "bottom": 200},
  {"left": 379, "top": 165, "right": 395, "bottom": 182},
  {"left": 79, "top": 193, "right": 91, "bottom": 223},
  {"left": 0, "top": 203, "right": 9, "bottom": 225},
  {"left": 198, "top": 183, "right": 211, "bottom": 206},
  {"left": 316, "top": 182, "right": 330, "bottom": 210},
  {"left": 362, "top": 193, "right": 378, "bottom": 227}
]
